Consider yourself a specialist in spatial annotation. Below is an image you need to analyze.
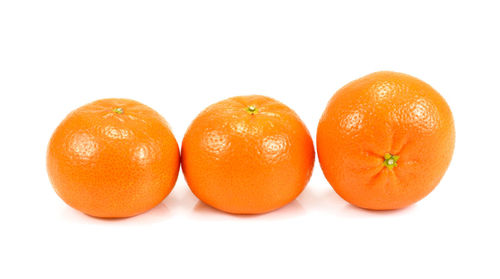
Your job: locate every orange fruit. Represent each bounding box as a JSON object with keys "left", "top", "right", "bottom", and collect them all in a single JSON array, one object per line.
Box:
[
  {"left": 317, "top": 71, "right": 455, "bottom": 210},
  {"left": 47, "top": 98, "right": 180, "bottom": 218},
  {"left": 181, "top": 95, "right": 315, "bottom": 214}
]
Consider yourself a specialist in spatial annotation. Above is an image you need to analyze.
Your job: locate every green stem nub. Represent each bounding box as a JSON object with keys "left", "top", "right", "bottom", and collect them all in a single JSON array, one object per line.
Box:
[
  {"left": 113, "top": 107, "right": 124, "bottom": 114},
  {"left": 383, "top": 153, "right": 399, "bottom": 169},
  {"left": 246, "top": 105, "right": 257, "bottom": 114}
]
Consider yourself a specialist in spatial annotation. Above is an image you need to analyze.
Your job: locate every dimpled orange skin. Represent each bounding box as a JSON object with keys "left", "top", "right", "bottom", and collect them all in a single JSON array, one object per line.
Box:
[
  {"left": 317, "top": 72, "right": 455, "bottom": 210},
  {"left": 47, "top": 99, "right": 180, "bottom": 218},
  {"left": 181, "top": 95, "right": 315, "bottom": 214}
]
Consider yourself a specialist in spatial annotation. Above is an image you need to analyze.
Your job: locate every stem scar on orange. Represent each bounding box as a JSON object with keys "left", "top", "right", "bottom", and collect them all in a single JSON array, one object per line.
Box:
[
  {"left": 316, "top": 71, "right": 455, "bottom": 210},
  {"left": 47, "top": 99, "right": 180, "bottom": 218},
  {"left": 181, "top": 95, "right": 315, "bottom": 214}
]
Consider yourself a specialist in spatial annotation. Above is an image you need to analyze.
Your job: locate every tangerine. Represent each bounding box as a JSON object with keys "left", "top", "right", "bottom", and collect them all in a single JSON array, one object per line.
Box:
[
  {"left": 181, "top": 95, "right": 315, "bottom": 214},
  {"left": 47, "top": 98, "right": 180, "bottom": 218},
  {"left": 317, "top": 71, "right": 455, "bottom": 210}
]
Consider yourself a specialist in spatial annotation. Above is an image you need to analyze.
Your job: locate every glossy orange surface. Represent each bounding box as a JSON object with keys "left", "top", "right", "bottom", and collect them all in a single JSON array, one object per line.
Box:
[
  {"left": 317, "top": 72, "right": 455, "bottom": 210},
  {"left": 47, "top": 99, "right": 180, "bottom": 218},
  {"left": 181, "top": 95, "right": 315, "bottom": 214}
]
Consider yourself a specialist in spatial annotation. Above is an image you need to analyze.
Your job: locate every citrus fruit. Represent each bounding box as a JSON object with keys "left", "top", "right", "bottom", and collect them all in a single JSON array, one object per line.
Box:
[
  {"left": 317, "top": 71, "right": 455, "bottom": 210},
  {"left": 47, "top": 98, "right": 180, "bottom": 218},
  {"left": 181, "top": 95, "right": 315, "bottom": 214}
]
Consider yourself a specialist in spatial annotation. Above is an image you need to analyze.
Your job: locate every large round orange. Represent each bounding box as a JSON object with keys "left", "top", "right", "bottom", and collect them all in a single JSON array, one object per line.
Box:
[
  {"left": 317, "top": 71, "right": 455, "bottom": 210},
  {"left": 181, "top": 95, "right": 315, "bottom": 214},
  {"left": 47, "top": 98, "right": 180, "bottom": 218}
]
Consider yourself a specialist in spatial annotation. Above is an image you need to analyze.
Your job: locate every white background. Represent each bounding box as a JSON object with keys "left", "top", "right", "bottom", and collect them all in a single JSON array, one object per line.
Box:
[{"left": 1, "top": 1, "right": 499, "bottom": 278}]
